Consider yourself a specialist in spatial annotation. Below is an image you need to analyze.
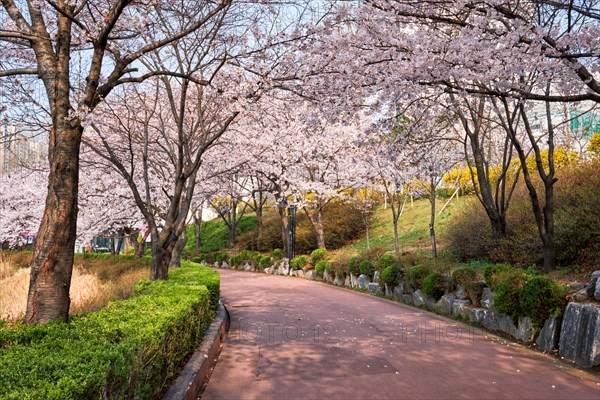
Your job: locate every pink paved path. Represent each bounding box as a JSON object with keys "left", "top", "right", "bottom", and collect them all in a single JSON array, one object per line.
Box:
[{"left": 202, "top": 270, "right": 600, "bottom": 400}]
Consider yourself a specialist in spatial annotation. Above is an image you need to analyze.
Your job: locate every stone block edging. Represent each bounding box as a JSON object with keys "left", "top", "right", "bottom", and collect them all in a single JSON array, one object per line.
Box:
[{"left": 163, "top": 301, "right": 230, "bottom": 400}]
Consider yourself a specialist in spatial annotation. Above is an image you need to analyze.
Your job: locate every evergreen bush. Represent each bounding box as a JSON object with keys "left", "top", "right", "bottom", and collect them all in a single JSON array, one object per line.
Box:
[
  {"left": 422, "top": 273, "right": 446, "bottom": 300},
  {"left": 519, "top": 276, "right": 567, "bottom": 327}
]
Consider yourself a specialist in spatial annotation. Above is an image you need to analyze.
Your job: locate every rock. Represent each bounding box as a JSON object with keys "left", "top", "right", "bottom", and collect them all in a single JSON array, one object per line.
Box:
[
  {"left": 305, "top": 270, "right": 317, "bottom": 280},
  {"left": 537, "top": 315, "right": 561, "bottom": 353},
  {"left": 368, "top": 283, "right": 382, "bottom": 295},
  {"left": 558, "top": 302, "right": 600, "bottom": 367},
  {"left": 572, "top": 288, "right": 590, "bottom": 302},
  {"left": 393, "top": 284, "right": 405, "bottom": 300},
  {"left": 517, "top": 316, "right": 536, "bottom": 343},
  {"left": 568, "top": 283, "right": 587, "bottom": 291},
  {"left": 466, "top": 307, "right": 486, "bottom": 324},
  {"left": 357, "top": 274, "right": 370, "bottom": 290},
  {"left": 413, "top": 289, "right": 427, "bottom": 307},
  {"left": 350, "top": 274, "right": 359, "bottom": 288},
  {"left": 481, "top": 288, "right": 494, "bottom": 310},
  {"left": 296, "top": 269, "right": 305, "bottom": 279},
  {"left": 222, "top": 261, "right": 230, "bottom": 269},
  {"left": 468, "top": 282, "right": 485, "bottom": 307},
  {"left": 373, "top": 271, "right": 381, "bottom": 284},
  {"left": 200, "top": 259, "right": 207, "bottom": 265},
  {"left": 344, "top": 275, "right": 351, "bottom": 288},
  {"left": 482, "top": 310, "right": 518, "bottom": 338},
  {"left": 437, "top": 293, "right": 456, "bottom": 315},
  {"left": 455, "top": 285, "right": 468, "bottom": 300},
  {"left": 588, "top": 271, "right": 600, "bottom": 301},
  {"left": 452, "top": 300, "right": 471, "bottom": 319},
  {"left": 323, "top": 270, "right": 334, "bottom": 284},
  {"left": 385, "top": 284, "right": 393, "bottom": 298},
  {"left": 213, "top": 261, "right": 220, "bottom": 268},
  {"left": 402, "top": 294, "right": 413, "bottom": 305},
  {"left": 264, "top": 267, "right": 272, "bottom": 274},
  {"left": 334, "top": 273, "right": 345, "bottom": 286},
  {"left": 242, "top": 262, "right": 253, "bottom": 271}
]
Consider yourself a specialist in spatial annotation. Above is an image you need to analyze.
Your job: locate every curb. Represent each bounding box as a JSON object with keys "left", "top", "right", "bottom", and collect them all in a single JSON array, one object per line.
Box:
[{"left": 163, "top": 301, "right": 230, "bottom": 400}]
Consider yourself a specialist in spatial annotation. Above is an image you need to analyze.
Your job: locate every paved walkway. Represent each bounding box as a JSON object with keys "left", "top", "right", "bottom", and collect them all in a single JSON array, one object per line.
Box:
[{"left": 202, "top": 270, "right": 599, "bottom": 400}]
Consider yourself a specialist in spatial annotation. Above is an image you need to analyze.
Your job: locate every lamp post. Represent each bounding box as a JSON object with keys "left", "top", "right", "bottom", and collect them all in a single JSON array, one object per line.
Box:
[{"left": 287, "top": 203, "right": 297, "bottom": 274}]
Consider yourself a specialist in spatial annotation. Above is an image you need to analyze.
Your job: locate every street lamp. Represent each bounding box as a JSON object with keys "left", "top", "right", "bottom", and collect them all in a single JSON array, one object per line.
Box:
[{"left": 287, "top": 203, "right": 297, "bottom": 274}]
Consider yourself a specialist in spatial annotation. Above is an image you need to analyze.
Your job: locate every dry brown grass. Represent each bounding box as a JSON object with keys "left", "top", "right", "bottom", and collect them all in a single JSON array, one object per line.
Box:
[{"left": 0, "top": 252, "right": 149, "bottom": 322}]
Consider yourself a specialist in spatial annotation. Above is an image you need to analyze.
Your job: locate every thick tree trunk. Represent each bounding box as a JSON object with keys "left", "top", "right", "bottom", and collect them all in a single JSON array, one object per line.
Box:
[
  {"left": 169, "top": 230, "right": 187, "bottom": 269},
  {"left": 315, "top": 207, "right": 326, "bottom": 250},
  {"left": 25, "top": 124, "right": 82, "bottom": 324},
  {"left": 150, "top": 240, "right": 173, "bottom": 280},
  {"left": 228, "top": 204, "right": 237, "bottom": 248},
  {"left": 256, "top": 205, "right": 263, "bottom": 250},
  {"left": 393, "top": 218, "right": 400, "bottom": 255}
]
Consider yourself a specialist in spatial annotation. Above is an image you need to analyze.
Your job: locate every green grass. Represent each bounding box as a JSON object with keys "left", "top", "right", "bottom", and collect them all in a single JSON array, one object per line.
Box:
[
  {"left": 331, "top": 196, "right": 469, "bottom": 260},
  {"left": 185, "top": 215, "right": 257, "bottom": 254}
]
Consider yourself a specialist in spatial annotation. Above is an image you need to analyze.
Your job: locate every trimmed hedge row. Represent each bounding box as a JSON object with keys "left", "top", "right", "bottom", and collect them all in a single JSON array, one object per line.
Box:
[{"left": 0, "top": 261, "right": 219, "bottom": 399}]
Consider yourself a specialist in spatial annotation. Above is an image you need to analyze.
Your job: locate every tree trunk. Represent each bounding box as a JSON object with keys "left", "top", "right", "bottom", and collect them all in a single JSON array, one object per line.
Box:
[
  {"left": 25, "top": 124, "right": 82, "bottom": 324},
  {"left": 278, "top": 202, "right": 289, "bottom": 253},
  {"left": 194, "top": 212, "right": 202, "bottom": 252},
  {"left": 393, "top": 217, "right": 400, "bottom": 255},
  {"left": 256, "top": 204, "right": 263, "bottom": 250},
  {"left": 150, "top": 240, "right": 173, "bottom": 280},
  {"left": 315, "top": 206, "right": 326, "bottom": 250},
  {"left": 429, "top": 180, "right": 437, "bottom": 258},
  {"left": 169, "top": 230, "right": 188, "bottom": 269},
  {"left": 228, "top": 202, "right": 237, "bottom": 248}
]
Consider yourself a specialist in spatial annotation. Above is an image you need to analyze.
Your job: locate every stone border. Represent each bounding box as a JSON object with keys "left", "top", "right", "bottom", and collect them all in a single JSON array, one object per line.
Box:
[{"left": 163, "top": 301, "right": 230, "bottom": 400}]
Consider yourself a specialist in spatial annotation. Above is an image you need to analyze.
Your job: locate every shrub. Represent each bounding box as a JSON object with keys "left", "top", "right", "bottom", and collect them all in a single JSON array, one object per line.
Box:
[
  {"left": 259, "top": 255, "right": 271, "bottom": 267},
  {"left": 422, "top": 273, "right": 446, "bottom": 300},
  {"left": 0, "top": 262, "right": 219, "bottom": 399},
  {"left": 272, "top": 248, "right": 283, "bottom": 259},
  {"left": 315, "top": 260, "right": 330, "bottom": 277},
  {"left": 291, "top": 255, "right": 308, "bottom": 271},
  {"left": 377, "top": 254, "right": 400, "bottom": 271},
  {"left": 310, "top": 249, "right": 328, "bottom": 265},
  {"left": 483, "top": 263, "right": 513, "bottom": 291},
  {"left": 215, "top": 252, "right": 229, "bottom": 263},
  {"left": 408, "top": 265, "right": 432, "bottom": 291},
  {"left": 494, "top": 270, "right": 530, "bottom": 321},
  {"left": 519, "top": 276, "right": 567, "bottom": 327},
  {"left": 348, "top": 256, "right": 360, "bottom": 275},
  {"left": 359, "top": 260, "right": 375, "bottom": 278},
  {"left": 380, "top": 264, "right": 403, "bottom": 287},
  {"left": 452, "top": 266, "right": 477, "bottom": 289}
]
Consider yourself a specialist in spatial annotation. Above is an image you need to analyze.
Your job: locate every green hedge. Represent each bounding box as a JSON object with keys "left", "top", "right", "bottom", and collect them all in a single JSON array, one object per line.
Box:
[{"left": 0, "top": 261, "right": 219, "bottom": 399}]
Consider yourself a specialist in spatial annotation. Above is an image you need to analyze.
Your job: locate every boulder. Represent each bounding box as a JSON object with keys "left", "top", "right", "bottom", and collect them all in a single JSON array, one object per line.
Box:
[
  {"left": 200, "top": 259, "right": 207, "bottom": 265},
  {"left": 357, "top": 274, "right": 370, "bottom": 290},
  {"left": 222, "top": 261, "right": 230, "bottom": 269},
  {"left": 373, "top": 271, "right": 381, "bottom": 285},
  {"left": 305, "top": 270, "right": 317, "bottom": 280},
  {"left": 590, "top": 270, "right": 600, "bottom": 301},
  {"left": 437, "top": 293, "right": 456, "bottom": 315},
  {"left": 482, "top": 310, "right": 518, "bottom": 338},
  {"left": 213, "top": 261, "right": 220, "bottom": 268},
  {"left": 572, "top": 288, "right": 590, "bottom": 302},
  {"left": 455, "top": 285, "right": 468, "bottom": 300},
  {"left": 413, "top": 290, "right": 427, "bottom": 307},
  {"left": 393, "top": 284, "right": 405, "bottom": 300},
  {"left": 344, "top": 275, "right": 351, "bottom": 288},
  {"left": 350, "top": 274, "right": 359, "bottom": 288},
  {"left": 516, "top": 316, "right": 536, "bottom": 343},
  {"left": 402, "top": 294, "right": 414, "bottom": 305},
  {"left": 296, "top": 269, "right": 305, "bottom": 279},
  {"left": 242, "top": 262, "right": 253, "bottom": 271},
  {"left": 323, "top": 270, "right": 334, "bottom": 284},
  {"left": 334, "top": 273, "right": 345, "bottom": 287},
  {"left": 466, "top": 307, "right": 486, "bottom": 324},
  {"left": 384, "top": 284, "right": 393, "bottom": 298},
  {"left": 558, "top": 302, "right": 600, "bottom": 367},
  {"left": 481, "top": 288, "right": 494, "bottom": 310},
  {"left": 452, "top": 300, "right": 471, "bottom": 318},
  {"left": 537, "top": 315, "right": 561, "bottom": 353},
  {"left": 368, "top": 283, "right": 382, "bottom": 295}
]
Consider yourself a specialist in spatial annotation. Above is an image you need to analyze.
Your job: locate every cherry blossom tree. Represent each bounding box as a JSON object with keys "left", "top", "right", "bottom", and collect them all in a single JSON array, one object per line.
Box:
[{"left": 0, "top": 0, "right": 233, "bottom": 323}]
